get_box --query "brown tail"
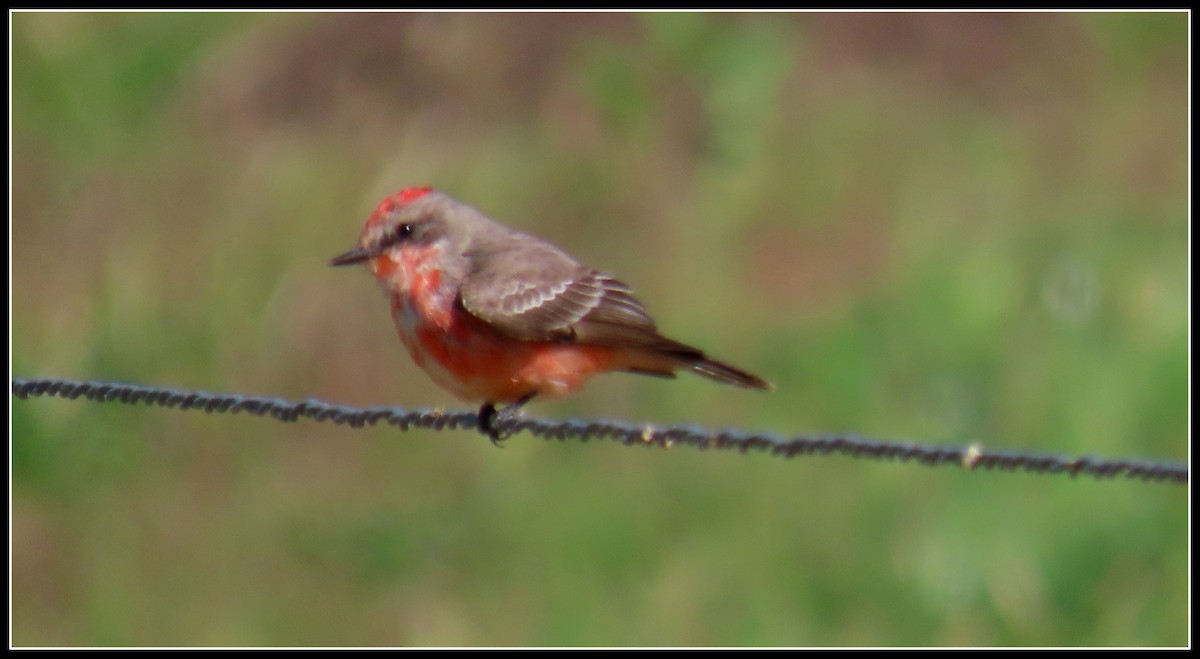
[643,340,772,388]
[613,334,772,391]
[682,354,773,390]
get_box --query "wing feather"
[459,236,672,349]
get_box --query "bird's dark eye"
[386,223,414,246]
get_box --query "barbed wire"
[11,377,1188,485]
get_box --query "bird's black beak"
[329,246,373,267]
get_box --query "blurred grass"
[10,11,1187,647]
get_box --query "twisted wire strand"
[11,377,1188,485]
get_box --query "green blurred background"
[10,11,1188,647]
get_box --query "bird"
[330,187,770,443]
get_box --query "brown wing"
[459,232,771,390]
[458,235,688,352]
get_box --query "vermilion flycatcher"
[331,187,771,443]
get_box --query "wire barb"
[11,377,1187,485]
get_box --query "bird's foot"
[477,403,504,446]
[477,394,535,447]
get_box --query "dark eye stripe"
[378,223,413,250]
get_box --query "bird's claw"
[478,403,520,447]
[478,395,535,447]
[478,403,504,446]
